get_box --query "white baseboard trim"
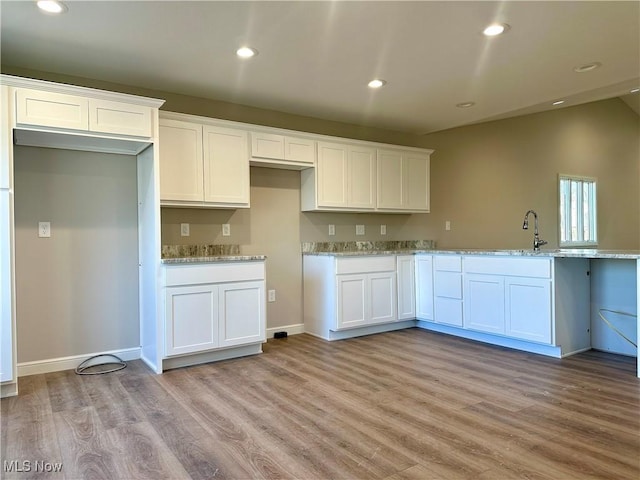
[266,323,305,338]
[17,347,141,377]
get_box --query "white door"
[464,274,505,334]
[165,285,218,356]
[348,145,376,209]
[415,255,434,321]
[336,274,367,329]
[203,126,250,206]
[405,153,430,211]
[317,142,348,207]
[1,85,10,189]
[505,277,552,344]
[369,272,397,324]
[219,281,265,347]
[89,99,152,137]
[284,136,315,165]
[16,88,88,131]
[377,149,403,209]
[397,256,416,320]
[0,190,14,383]
[159,119,204,202]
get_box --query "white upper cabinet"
[203,126,250,206]
[1,85,11,189]
[302,141,375,211]
[158,113,250,208]
[250,131,315,169]
[158,119,204,202]
[377,148,430,212]
[15,88,153,138]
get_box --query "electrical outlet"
[222,223,231,236]
[356,224,365,236]
[380,224,387,235]
[180,223,190,236]
[38,221,51,238]
[328,224,335,236]
[445,221,451,231]
[268,289,276,302]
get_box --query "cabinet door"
[377,150,404,209]
[464,274,505,334]
[165,285,218,356]
[89,99,152,137]
[415,255,434,321]
[0,191,14,382]
[369,272,397,324]
[397,256,416,320]
[317,142,348,207]
[203,126,250,206]
[434,297,463,327]
[251,132,284,160]
[336,274,367,329]
[1,85,11,189]
[219,281,265,347]
[159,119,204,202]
[16,88,88,131]
[505,277,552,344]
[284,136,315,164]
[405,153,430,211]
[348,145,376,209]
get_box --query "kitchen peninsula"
[303,242,640,376]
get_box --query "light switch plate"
[328,224,335,236]
[222,223,231,236]
[445,221,451,231]
[356,224,365,236]
[380,224,387,235]
[38,222,51,238]
[268,290,276,302]
[180,223,190,236]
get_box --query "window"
[559,175,597,247]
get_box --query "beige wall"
[424,98,640,250]
[14,147,140,363]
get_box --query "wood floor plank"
[2,330,638,479]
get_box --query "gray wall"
[14,146,139,363]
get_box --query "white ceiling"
[1,1,639,135]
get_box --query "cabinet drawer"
[164,262,265,286]
[434,255,462,272]
[16,88,89,131]
[463,256,551,278]
[336,255,396,274]
[434,271,462,299]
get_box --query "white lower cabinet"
[505,277,551,343]
[397,255,416,320]
[336,271,396,329]
[464,274,505,335]
[163,262,266,363]
[414,255,433,321]
[433,255,463,327]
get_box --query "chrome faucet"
[522,210,548,251]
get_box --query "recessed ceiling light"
[483,23,510,36]
[573,62,602,73]
[456,101,476,108]
[236,47,258,58]
[37,0,67,14]
[552,100,565,106]
[368,79,387,89]
[630,88,640,94]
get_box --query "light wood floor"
[2,328,639,479]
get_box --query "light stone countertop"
[161,255,266,264]
[161,244,266,264]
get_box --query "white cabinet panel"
[0,191,14,383]
[415,255,434,321]
[89,99,152,137]
[165,285,218,356]
[219,281,265,347]
[405,152,430,211]
[505,277,552,343]
[159,119,204,202]
[370,272,397,324]
[203,125,250,206]
[251,132,315,167]
[336,255,395,275]
[397,255,416,320]
[435,297,463,327]
[16,88,88,131]
[348,145,376,209]
[337,274,367,329]
[377,150,404,209]
[464,274,505,335]
[251,132,285,159]
[284,136,315,164]
[1,85,11,189]
[377,149,430,212]
[316,142,348,207]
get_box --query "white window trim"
[558,174,598,248]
